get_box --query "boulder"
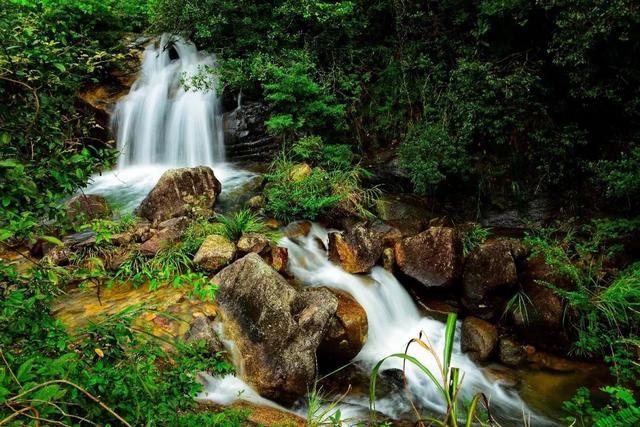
[462,239,522,318]
[374,195,430,235]
[237,233,269,254]
[137,166,221,223]
[510,256,574,352]
[185,316,225,356]
[328,221,401,274]
[65,194,111,223]
[498,337,526,367]
[318,289,368,366]
[394,227,462,288]
[193,235,237,272]
[246,195,265,210]
[214,254,338,403]
[284,221,312,239]
[139,216,189,256]
[461,317,498,362]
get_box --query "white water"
[84,35,254,212]
[202,224,555,425]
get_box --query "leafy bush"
[398,122,471,194]
[461,225,491,257]
[564,386,640,427]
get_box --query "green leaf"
[40,235,64,246]
[53,63,66,72]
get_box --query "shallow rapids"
[201,224,556,426]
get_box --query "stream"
[79,35,606,426]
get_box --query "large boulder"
[328,221,401,274]
[318,289,368,366]
[511,256,574,352]
[461,317,498,362]
[138,166,221,223]
[214,254,338,403]
[394,227,462,288]
[462,239,524,318]
[193,235,237,272]
[65,194,111,223]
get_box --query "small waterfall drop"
[201,224,555,426]
[85,35,255,212]
[114,34,224,168]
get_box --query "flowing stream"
[201,224,556,426]
[84,34,562,425]
[84,35,255,212]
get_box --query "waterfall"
[201,224,555,426]
[114,34,224,168]
[84,35,255,213]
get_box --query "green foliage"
[563,386,640,427]
[0,0,148,235]
[211,209,279,243]
[264,154,378,222]
[0,261,241,426]
[596,146,640,200]
[461,225,491,257]
[370,313,492,426]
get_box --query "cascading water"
[84,35,254,212]
[114,34,224,168]
[201,224,556,426]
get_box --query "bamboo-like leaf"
[443,313,457,378]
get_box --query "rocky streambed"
[7,164,611,425]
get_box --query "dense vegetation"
[1,0,640,426]
[153,0,639,211]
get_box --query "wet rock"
[139,216,189,256]
[482,197,553,230]
[193,235,237,272]
[214,253,338,403]
[216,175,264,214]
[268,246,288,273]
[461,317,498,362]
[318,289,368,366]
[110,231,133,246]
[133,220,152,242]
[382,247,395,271]
[462,239,521,318]
[138,166,221,223]
[498,337,526,367]
[237,233,269,254]
[284,221,312,239]
[65,194,111,223]
[394,227,462,288]
[223,102,277,162]
[185,316,224,355]
[246,195,265,210]
[328,221,401,274]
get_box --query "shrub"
[211,209,280,243]
[398,122,472,194]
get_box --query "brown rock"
[498,337,526,367]
[139,217,189,256]
[284,221,312,239]
[193,235,236,272]
[395,227,462,288]
[65,194,111,223]
[138,166,221,223]
[461,317,498,362]
[462,239,520,318]
[328,221,401,274]
[268,246,288,273]
[318,289,368,366]
[214,254,338,403]
[185,316,224,356]
[237,233,269,254]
